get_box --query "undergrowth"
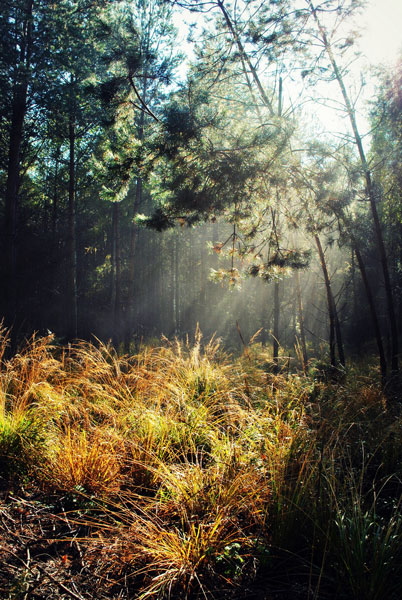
[0,327,401,599]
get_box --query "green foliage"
[215,542,245,580]
[142,206,176,231]
[331,501,402,600]
[249,249,312,281]
[0,411,44,477]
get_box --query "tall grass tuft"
[331,496,401,600]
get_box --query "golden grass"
[0,327,400,599]
[46,425,122,494]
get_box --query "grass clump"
[0,409,44,477]
[47,425,122,495]
[331,497,402,600]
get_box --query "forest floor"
[0,482,303,600]
[0,331,401,599]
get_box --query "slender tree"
[295,270,308,372]
[304,0,398,373]
[3,0,33,326]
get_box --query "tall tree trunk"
[124,96,146,352]
[124,176,142,351]
[4,0,33,326]
[52,146,60,241]
[351,250,357,322]
[171,233,180,336]
[314,234,337,367]
[308,0,398,373]
[333,292,345,367]
[260,290,268,346]
[273,280,280,372]
[337,197,388,383]
[272,85,283,373]
[352,241,387,384]
[199,228,207,329]
[174,232,180,335]
[291,282,297,348]
[295,270,308,372]
[67,103,78,340]
[112,202,121,348]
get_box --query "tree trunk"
[314,235,337,367]
[352,241,387,384]
[52,146,60,241]
[335,207,388,382]
[333,292,345,367]
[67,103,78,340]
[124,176,142,351]
[273,280,280,372]
[174,232,180,335]
[124,93,146,352]
[4,0,33,326]
[171,233,180,336]
[112,202,121,348]
[295,270,308,372]
[199,228,207,329]
[308,0,398,373]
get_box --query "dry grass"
[0,328,400,599]
[46,425,122,495]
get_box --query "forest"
[0,0,401,598]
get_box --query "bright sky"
[172,0,402,137]
[173,0,402,76]
[293,0,402,138]
[359,0,402,66]
[317,0,402,137]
